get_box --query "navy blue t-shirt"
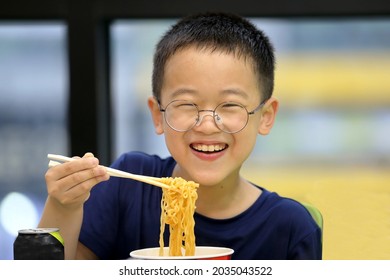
[79,151,322,259]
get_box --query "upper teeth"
[193,144,225,152]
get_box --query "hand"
[44,152,110,209]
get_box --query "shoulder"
[262,190,322,258]
[259,189,302,210]
[260,189,318,229]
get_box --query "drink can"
[13,228,64,260]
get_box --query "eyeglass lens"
[163,100,249,133]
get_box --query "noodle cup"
[130,246,234,260]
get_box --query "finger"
[84,192,91,202]
[49,172,109,205]
[56,165,108,191]
[55,185,91,206]
[83,152,95,158]
[46,156,99,181]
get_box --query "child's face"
[149,47,278,186]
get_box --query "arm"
[38,153,109,259]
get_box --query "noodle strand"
[159,177,199,256]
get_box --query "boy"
[39,12,322,259]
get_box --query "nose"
[195,110,214,127]
[195,110,223,132]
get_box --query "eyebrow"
[169,88,198,99]
[167,87,250,101]
[220,88,250,99]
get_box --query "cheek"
[235,124,260,151]
[163,130,186,155]
[247,118,262,137]
[239,131,258,148]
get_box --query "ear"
[258,97,279,135]
[147,96,164,135]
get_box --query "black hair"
[152,12,275,102]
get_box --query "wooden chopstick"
[47,154,171,190]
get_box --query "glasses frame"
[158,99,267,134]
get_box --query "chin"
[189,173,226,187]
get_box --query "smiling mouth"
[190,144,227,153]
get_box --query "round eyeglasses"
[158,100,265,134]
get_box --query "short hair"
[152,12,275,102]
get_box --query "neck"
[195,176,261,219]
[172,164,262,219]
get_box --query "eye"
[171,101,197,111]
[222,102,241,107]
[219,102,244,111]
[177,103,195,108]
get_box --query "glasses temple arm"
[248,99,268,115]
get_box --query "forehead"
[161,47,261,100]
[167,45,256,70]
